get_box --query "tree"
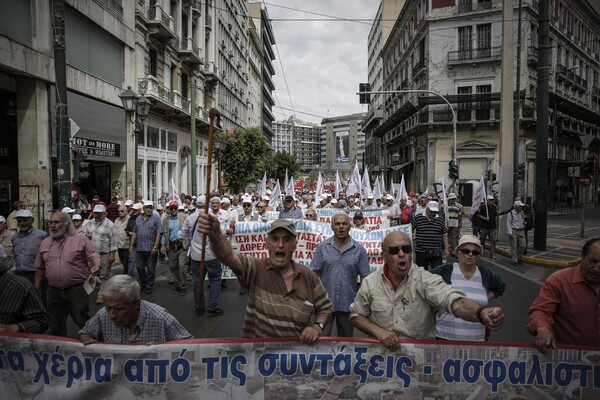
[266,151,299,185]
[217,128,271,193]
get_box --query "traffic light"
[583,154,596,175]
[359,82,371,104]
[448,160,459,180]
[485,169,492,181]
[517,163,525,180]
[73,152,90,183]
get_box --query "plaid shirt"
[82,217,118,254]
[134,213,163,251]
[79,300,192,343]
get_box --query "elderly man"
[35,212,100,337]
[161,200,189,295]
[130,201,163,294]
[83,204,118,304]
[240,196,259,221]
[12,209,48,295]
[385,195,402,227]
[310,213,370,337]
[196,215,332,343]
[527,237,600,353]
[7,200,26,232]
[362,195,377,210]
[477,195,499,259]
[0,215,13,269]
[0,247,49,333]
[113,204,131,274]
[178,199,227,316]
[79,275,191,344]
[350,231,504,350]
[507,200,527,265]
[410,201,449,270]
[279,195,303,219]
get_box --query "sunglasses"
[243,204,252,207]
[459,248,481,256]
[385,244,412,255]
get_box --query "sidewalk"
[461,207,600,269]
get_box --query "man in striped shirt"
[196,215,332,343]
[410,201,449,270]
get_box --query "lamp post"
[213,136,226,194]
[119,86,151,201]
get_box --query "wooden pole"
[197,108,221,312]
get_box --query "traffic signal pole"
[357,89,457,190]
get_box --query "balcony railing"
[457,2,472,14]
[147,5,175,38]
[448,46,501,63]
[413,58,427,77]
[179,38,203,64]
[477,1,493,11]
[139,76,207,122]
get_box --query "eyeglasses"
[257,206,265,209]
[384,244,412,255]
[243,204,252,207]
[459,248,481,256]
[118,210,126,213]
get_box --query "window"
[476,85,492,120]
[181,72,188,98]
[477,24,491,58]
[161,130,167,150]
[147,126,160,149]
[147,161,157,201]
[168,132,177,152]
[458,86,472,121]
[150,49,158,77]
[458,26,473,60]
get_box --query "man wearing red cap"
[161,201,189,295]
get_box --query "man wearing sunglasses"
[240,197,259,221]
[279,195,303,219]
[350,231,504,350]
[411,201,449,270]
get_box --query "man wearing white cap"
[82,204,118,303]
[410,201,449,270]
[12,209,48,288]
[362,195,377,210]
[130,200,164,294]
[507,200,527,265]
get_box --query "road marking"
[195,315,222,338]
[486,259,546,286]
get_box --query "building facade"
[0,0,275,225]
[272,116,322,174]
[366,0,600,206]
[321,113,366,176]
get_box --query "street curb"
[493,246,580,268]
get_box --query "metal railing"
[448,46,501,62]
[147,5,174,32]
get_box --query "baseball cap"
[143,200,154,207]
[220,197,231,204]
[0,216,6,223]
[268,219,296,236]
[16,210,33,218]
[167,200,179,208]
[385,194,394,200]
[367,194,374,199]
[262,195,270,201]
[124,199,134,206]
[448,193,457,199]
[93,204,106,213]
[61,207,75,213]
[242,196,252,204]
[284,195,296,202]
[487,195,495,200]
[458,234,483,250]
[354,211,364,219]
[156,204,164,211]
[196,195,206,206]
[330,198,337,204]
[426,201,440,212]
[514,200,525,207]
[132,203,143,210]
[72,214,83,221]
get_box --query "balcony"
[457,2,472,14]
[204,61,219,82]
[147,5,175,41]
[527,45,538,66]
[556,64,588,92]
[477,0,492,11]
[205,14,212,34]
[448,46,501,67]
[412,58,427,79]
[139,76,207,123]
[592,86,600,100]
[178,38,203,66]
[191,0,201,17]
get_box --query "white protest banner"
[1,334,598,399]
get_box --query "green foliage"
[266,151,299,184]
[217,128,271,193]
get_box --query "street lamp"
[213,136,226,194]
[119,86,151,201]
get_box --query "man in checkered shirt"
[79,275,191,344]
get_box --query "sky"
[264,1,381,124]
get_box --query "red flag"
[408,187,415,198]
[294,179,304,190]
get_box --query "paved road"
[64,208,600,345]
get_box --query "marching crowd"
[0,188,598,355]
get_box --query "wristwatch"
[314,322,325,330]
